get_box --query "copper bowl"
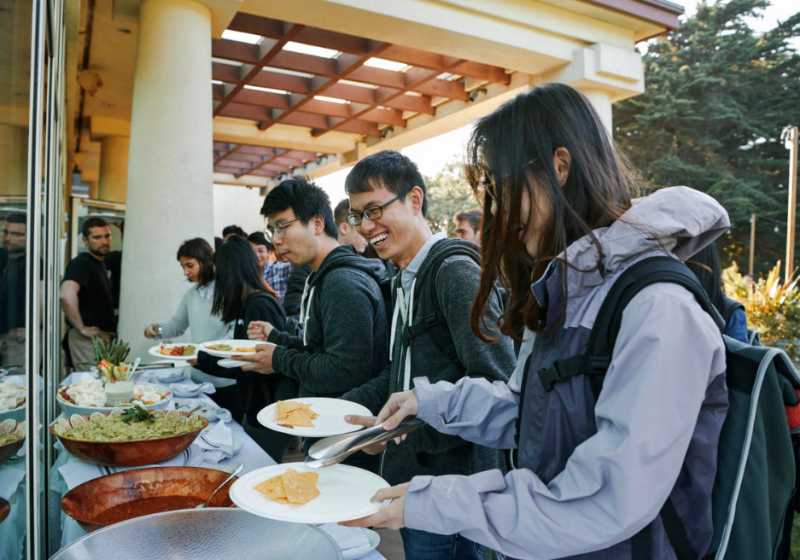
[0,497,9,525]
[51,411,208,467]
[61,466,238,533]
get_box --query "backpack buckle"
[590,355,610,375]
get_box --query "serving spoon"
[196,463,243,508]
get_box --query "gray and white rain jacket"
[404,186,730,560]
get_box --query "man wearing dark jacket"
[341,151,515,560]
[235,177,390,470]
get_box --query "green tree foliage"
[424,163,482,236]
[614,0,800,276]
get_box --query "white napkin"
[186,421,235,466]
[58,448,192,490]
[170,381,216,397]
[0,466,25,500]
[320,524,372,557]
[142,367,188,384]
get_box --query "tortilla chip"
[286,408,315,427]
[276,401,317,427]
[254,469,320,505]
[282,468,320,505]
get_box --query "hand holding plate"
[340,483,408,530]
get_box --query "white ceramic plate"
[56,382,173,416]
[229,462,389,524]
[148,343,199,361]
[257,397,371,437]
[200,339,264,358]
[341,529,380,560]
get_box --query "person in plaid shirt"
[262,242,292,300]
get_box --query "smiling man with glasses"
[339,150,515,560]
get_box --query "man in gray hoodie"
[235,177,389,471]
[342,151,515,560]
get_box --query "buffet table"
[45,368,386,560]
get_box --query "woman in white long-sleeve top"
[344,83,729,560]
[144,238,239,418]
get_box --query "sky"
[316,0,799,207]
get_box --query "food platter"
[57,378,172,416]
[0,379,26,423]
[61,466,237,532]
[148,343,199,361]
[51,409,207,467]
[200,339,263,358]
[229,462,389,524]
[0,419,25,467]
[257,398,371,437]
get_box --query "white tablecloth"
[49,388,385,560]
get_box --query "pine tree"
[614,0,800,276]
[424,163,481,236]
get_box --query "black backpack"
[395,239,487,371]
[536,256,800,560]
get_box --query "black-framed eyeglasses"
[346,191,410,226]
[264,218,300,241]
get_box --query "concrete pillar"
[98,136,130,203]
[579,88,613,133]
[0,124,28,196]
[118,0,215,360]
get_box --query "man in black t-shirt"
[60,217,116,367]
[0,213,31,367]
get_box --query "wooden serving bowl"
[51,411,208,467]
[0,497,9,525]
[61,466,238,533]
[0,438,24,468]
[0,419,25,467]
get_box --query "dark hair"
[467,84,634,340]
[82,217,110,238]
[686,243,726,317]
[222,225,247,239]
[261,176,338,239]
[333,199,350,226]
[455,209,482,232]
[344,150,428,217]
[212,236,278,323]
[214,236,223,250]
[247,231,269,247]
[4,213,26,225]
[176,238,215,286]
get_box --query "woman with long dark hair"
[345,84,729,560]
[144,238,239,412]
[687,243,748,343]
[195,235,297,461]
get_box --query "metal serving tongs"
[305,418,425,468]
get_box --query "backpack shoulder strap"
[720,297,745,328]
[400,239,481,366]
[538,256,724,397]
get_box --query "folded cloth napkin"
[170,381,216,397]
[141,367,188,384]
[320,524,372,557]
[58,448,192,490]
[185,421,235,467]
[0,465,25,500]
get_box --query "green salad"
[62,407,203,442]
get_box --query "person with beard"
[0,213,39,367]
[60,217,116,366]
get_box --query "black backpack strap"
[720,297,744,328]
[538,256,723,560]
[400,239,481,368]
